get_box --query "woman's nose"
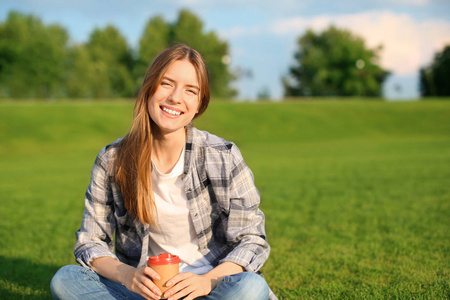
[168,88,182,103]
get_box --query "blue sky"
[1,0,449,100]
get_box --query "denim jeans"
[51,265,269,300]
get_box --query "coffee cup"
[147,253,181,294]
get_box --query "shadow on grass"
[0,255,61,299]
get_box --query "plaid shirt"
[74,125,273,290]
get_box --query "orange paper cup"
[147,253,181,294]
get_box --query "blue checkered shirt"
[74,125,274,297]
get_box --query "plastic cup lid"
[147,253,181,265]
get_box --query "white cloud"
[271,10,450,75]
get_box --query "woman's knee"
[50,265,86,299]
[223,272,270,300]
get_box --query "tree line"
[283,26,450,98]
[0,10,235,99]
[1,10,448,100]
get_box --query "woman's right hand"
[91,257,162,299]
[122,265,162,300]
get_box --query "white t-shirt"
[149,147,213,275]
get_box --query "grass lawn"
[0,99,449,299]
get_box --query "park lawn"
[0,99,449,299]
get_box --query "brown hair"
[114,44,210,226]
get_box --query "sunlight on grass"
[1,100,449,299]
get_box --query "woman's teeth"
[162,107,181,116]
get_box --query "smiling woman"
[50,44,277,300]
[148,60,202,137]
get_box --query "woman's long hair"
[114,44,210,226]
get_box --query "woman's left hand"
[162,272,218,300]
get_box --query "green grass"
[1,99,449,299]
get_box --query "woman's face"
[148,59,201,136]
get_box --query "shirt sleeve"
[219,145,270,273]
[73,148,119,269]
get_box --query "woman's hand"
[122,265,163,300]
[162,261,244,300]
[91,257,164,300]
[162,272,218,300]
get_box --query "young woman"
[51,44,276,300]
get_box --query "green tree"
[136,9,236,98]
[135,16,170,85]
[0,9,236,99]
[284,25,389,98]
[172,9,236,98]
[0,11,69,98]
[65,44,99,98]
[172,9,205,49]
[85,25,135,98]
[257,86,271,101]
[420,45,450,97]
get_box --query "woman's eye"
[187,89,198,95]
[161,81,171,86]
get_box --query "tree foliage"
[0,10,235,99]
[135,16,170,84]
[86,26,135,97]
[65,25,135,98]
[0,11,69,98]
[137,9,236,98]
[420,45,450,97]
[284,25,390,98]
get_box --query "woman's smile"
[160,105,183,117]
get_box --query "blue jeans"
[51,265,269,300]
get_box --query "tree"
[172,9,205,50]
[420,45,450,97]
[136,9,236,98]
[257,86,271,101]
[65,44,100,98]
[0,11,69,98]
[284,25,389,98]
[1,9,236,99]
[135,16,171,85]
[85,25,135,98]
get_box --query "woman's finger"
[164,273,213,300]
[127,266,162,300]
[164,273,192,296]
[166,271,191,287]
[166,284,193,300]
[144,266,162,281]
[139,273,162,298]
[183,290,202,300]
[164,275,198,299]
[135,280,161,300]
